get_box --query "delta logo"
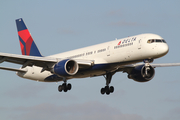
[118,41,121,45]
[117,37,136,45]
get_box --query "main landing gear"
[57,73,115,95]
[58,78,72,92]
[58,83,72,92]
[101,72,115,95]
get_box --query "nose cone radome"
[158,43,169,56]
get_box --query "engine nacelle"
[52,59,79,77]
[128,65,155,82]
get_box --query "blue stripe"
[90,64,110,70]
[29,41,42,57]
[44,75,63,82]
[16,18,27,31]
[19,36,27,55]
[44,63,117,82]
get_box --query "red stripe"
[18,29,33,55]
[19,41,25,55]
[25,36,33,55]
[18,29,31,42]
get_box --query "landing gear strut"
[101,72,114,95]
[58,78,72,92]
[143,59,154,77]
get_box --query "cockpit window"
[147,40,151,43]
[147,39,166,43]
[162,40,166,43]
[156,40,162,42]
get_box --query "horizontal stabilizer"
[0,52,57,68]
[0,66,27,72]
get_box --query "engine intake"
[52,59,79,77]
[128,65,155,82]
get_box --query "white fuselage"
[17,33,169,82]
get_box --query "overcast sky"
[0,0,180,120]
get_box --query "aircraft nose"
[158,43,169,56]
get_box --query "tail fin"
[16,18,42,57]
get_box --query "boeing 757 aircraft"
[0,18,179,95]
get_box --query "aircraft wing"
[119,63,180,68]
[151,63,180,67]
[0,52,94,71]
[115,62,180,74]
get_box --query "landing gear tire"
[67,83,72,90]
[100,86,114,95]
[101,88,105,95]
[109,86,114,93]
[58,83,72,92]
[106,90,110,95]
[64,87,67,92]
[105,86,110,95]
[58,85,63,92]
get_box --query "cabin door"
[138,39,141,49]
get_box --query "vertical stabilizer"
[16,18,42,57]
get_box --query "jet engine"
[52,59,79,77]
[128,65,155,82]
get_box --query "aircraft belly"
[74,62,124,78]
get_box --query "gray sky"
[0,0,180,120]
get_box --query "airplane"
[0,18,180,95]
